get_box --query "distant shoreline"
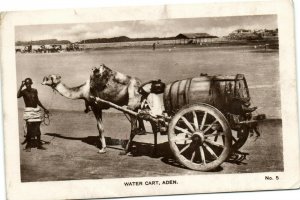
[16,39,279,52]
[83,44,278,52]
[15,44,279,55]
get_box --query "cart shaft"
[91,96,138,116]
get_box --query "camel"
[42,64,148,154]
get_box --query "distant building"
[226,28,278,40]
[257,29,278,37]
[233,29,252,34]
[174,33,218,45]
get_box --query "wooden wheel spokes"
[174,126,192,136]
[203,119,218,134]
[203,143,218,159]
[177,140,222,165]
[205,139,224,148]
[180,111,209,132]
[191,151,196,162]
[179,143,191,154]
[168,104,232,171]
[200,111,207,130]
[178,111,221,136]
[180,116,195,132]
[199,146,206,165]
[192,111,199,131]
[170,137,192,143]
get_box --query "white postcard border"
[1,0,299,200]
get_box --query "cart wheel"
[168,103,232,171]
[231,126,249,150]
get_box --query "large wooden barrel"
[163,74,248,114]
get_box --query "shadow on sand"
[45,132,248,171]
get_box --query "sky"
[15,15,277,42]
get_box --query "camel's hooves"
[126,152,133,156]
[98,149,106,154]
[119,151,132,156]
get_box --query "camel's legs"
[92,108,106,154]
[97,119,106,154]
[84,100,91,113]
[123,79,141,154]
[123,116,138,155]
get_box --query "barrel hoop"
[183,79,188,104]
[185,78,192,104]
[176,80,183,110]
[168,80,177,112]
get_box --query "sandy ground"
[19,110,283,182]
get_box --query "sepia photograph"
[1,1,299,199]
[15,15,282,182]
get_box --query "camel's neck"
[54,80,90,100]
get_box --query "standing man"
[152,42,156,51]
[17,78,49,152]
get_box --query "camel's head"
[42,75,61,88]
[90,64,112,89]
[90,64,107,78]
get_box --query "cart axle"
[191,132,205,145]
